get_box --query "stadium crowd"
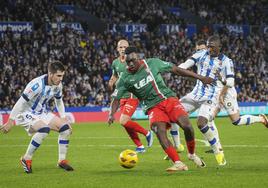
[0,0,267,110]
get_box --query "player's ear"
[48,71,53,77]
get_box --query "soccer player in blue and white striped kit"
[168,37,268,164]
[208,42,268,144]
[0,61,73,173]
[169,36,226,166]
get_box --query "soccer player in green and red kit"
[108,40,153,153]
[108,46,214,172]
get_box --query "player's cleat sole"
[58,160,74,171]
[135,147,146,153]
[163,144,184,160]
[188,154,206,168]
[146,130,154,147]
[166,161,188,172]
[260,114,268,128]
[20,157,32,174]
[215,152,227,166]
[205,149,214,154]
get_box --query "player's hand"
[200,76,214,85]
[219,94,225,106]
[63,116,72,124]
[215,71,226,85]
[108,115,115,126]
[0,119,15,134]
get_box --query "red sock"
[124,121,148,136]
[186,139,195,154]
[164,146,180,162]
[124,127,143,147]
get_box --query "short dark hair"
[196,39,206,46]
[207,35,221,45]
[48,60,66,74]
[125,46,137,55]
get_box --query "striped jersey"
[217,53,237,95]
[111,58,136,99]
[21,74,63,114]
[112,58,176,113]
[190,49,224,101]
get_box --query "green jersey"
[112,58,176,113]
[111,58,135,99]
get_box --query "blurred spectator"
[0,0,267,110]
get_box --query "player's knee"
[232,118,241,126]
[197,116,208,129]
[177,115,190,128]
[38,127,50,134]
[59,124,71,135]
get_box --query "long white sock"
[170,123,181,148]
[233,115,262,126]
[200,125,221,153]
[24,127,50,160]
[58,124,71,161]
[208,120,222,149]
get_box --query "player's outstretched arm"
[108,75,118,92]
[55,98,66,118]
[0,119,15,134]
[108,98,120,125]
[0,96,27,133]
[171,65,214,84]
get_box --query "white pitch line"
[195,138,210,146]
[2,137,266,148]
[0,137,210,147]
[0,144,268,148]
[0,136,131,140]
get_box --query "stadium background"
[0,0,267,122]
[1,1,268,188]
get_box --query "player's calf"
[58,124,71,161]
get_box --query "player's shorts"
[120,98,139,117]
[15,111,56,135]
[220,89,239,115]
[180,93,218,121]
[147,97,188,127]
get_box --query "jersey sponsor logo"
[134,75,153,89]
[31,83,39,91]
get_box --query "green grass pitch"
[1,117,268,188]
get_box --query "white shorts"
[180,93,218,121]
[15,111,56,135]
[220,89,239,115]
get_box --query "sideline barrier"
[0,102,267,124]
[132,102,268,119]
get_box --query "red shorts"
[120,98,139,117]
[147,97,188,127]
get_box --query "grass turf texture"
[1,117,268,188]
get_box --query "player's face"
[117,40,129,58]
[126,52,140,73]
[207,41,220,57]
[49,71,65,85]
[196,44,207,51]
